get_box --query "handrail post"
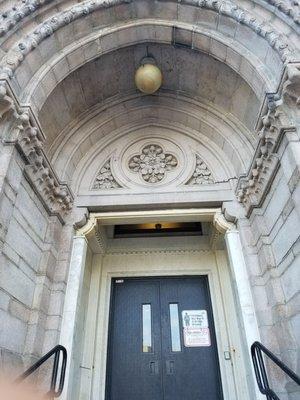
[50,350,60,397]
[251,341,300,400]
[16,345,67,399]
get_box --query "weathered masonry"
[0,1,299,399]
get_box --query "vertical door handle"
[149,361,158,375]
[166,360,175,375]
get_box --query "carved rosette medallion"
[128,144,178,183]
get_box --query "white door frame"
[59,207,262,400]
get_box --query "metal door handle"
[166,360,175,375]
[149,361,158,375]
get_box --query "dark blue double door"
[106,276,223,400]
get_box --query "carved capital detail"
[236,99,296,217]
[213,211,236,235]
[0,83,74,222]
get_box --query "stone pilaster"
[213,211,264,400]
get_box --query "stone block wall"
[239,130,300,400]
[0,148,64,373]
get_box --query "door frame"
[60,208,261,400]
[105,275,224,400]
[92,260,241,400]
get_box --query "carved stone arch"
[0,0,298,44]
[12,20,286,108]
[47,90,258,183]
[0,0,297,122]
[0,0,295,82]
[61,116,243,192]
[72,122,241,211]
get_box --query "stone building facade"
[0,1,299,399]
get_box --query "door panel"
[160,277,223,400]
[106,277,223,400]
[107,279,163,400]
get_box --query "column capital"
[75,212,107,254]
[213,211,236,235]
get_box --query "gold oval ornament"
[135,63,163,94]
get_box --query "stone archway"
[0,1,299,399]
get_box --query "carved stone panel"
[82,127,226,193]
[92,159,121,190]
[186,155,214,185]
[128,144,178,184]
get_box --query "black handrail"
[16,345,67,399]
[251,341,300,400]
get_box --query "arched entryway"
[0,1,299,399]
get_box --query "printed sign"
[182,310,208,328]
[182,310,211,347]
[183,327,211,347]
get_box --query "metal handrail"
[251,341,300,400]
[16,345,67,399]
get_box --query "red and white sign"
[183,327,211,347]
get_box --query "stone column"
[60,235,88,400]
[214,212,264,400]
[225,229,260,352]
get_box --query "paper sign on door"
[182,310,211,347]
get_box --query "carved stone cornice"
[0,82,74,223]
[236,97,296,217]
[19,126,74,220]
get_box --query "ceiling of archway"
[39,42,260,148]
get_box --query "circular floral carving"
[128,144,178,183]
